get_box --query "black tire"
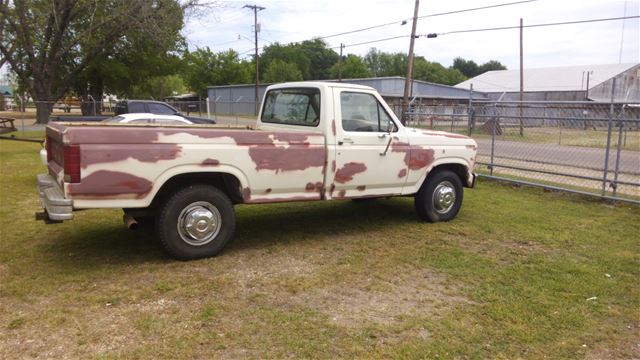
[157,185,236,260]
[414,170,463,222]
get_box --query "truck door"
[330,89,409,198]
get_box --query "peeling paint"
[201,158,220,166]
[334,162,367,184]
[81,145,182,168]
[68,170,152,198]
[305,181,323,193]
[242,187,251,202]
[391,142,435,170]
[356,185,366,191]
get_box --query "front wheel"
[414,170,463,222]
[157,185,236,260]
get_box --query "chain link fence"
[406,99,640,204]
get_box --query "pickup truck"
[52,100,215,124]
[36,82,477,260]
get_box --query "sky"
[183,0,640,70]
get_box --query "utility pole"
[244,4,266,115]
[519,17,524,137]
[338,43,344,82]
[402,0,419,126]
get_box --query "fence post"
[611,104,625,199]
[467,84,474,136]
[601,78,616,196]
[489,104,497,176]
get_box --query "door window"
[340,92,394,132]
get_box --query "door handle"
[338,138,354,145]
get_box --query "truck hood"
[405,127,477,148]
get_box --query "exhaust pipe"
[123,213,138,230]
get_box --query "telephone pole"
[401,0,419,125]
[244,4,266,115]
[338,43,344,82]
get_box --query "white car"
[101,113,196,125]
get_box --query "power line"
[311,0,537,41]
[425,15,640,36]
[329,14,640,51]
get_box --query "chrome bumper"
[36,173,73,221]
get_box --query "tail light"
[63,145,81,183]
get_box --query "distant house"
[0,84,14,110]
[455,63,640,102]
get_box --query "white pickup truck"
[36,82,477,260]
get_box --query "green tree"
[0,0,213,123]
[129,74,187,100]
[260,42,311,81]
[452,57,480,78]
[328,54,371,79]
[182,48,252,96]
[413,57,466,86]
[479,60,507,74]
[298,39,339,80]
[453,57,507,78]
[262,59,303,83]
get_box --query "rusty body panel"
[39,81,477,215]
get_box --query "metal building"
[206,76,488,116]
[455,63,640,102]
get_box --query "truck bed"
[45,122,327,208]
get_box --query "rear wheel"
[414,170,463,222]
[157,185,236,260]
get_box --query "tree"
[0,0,214,123]
[262,59,303,83]
[479,60,507,74]
[453,57,507,78]
[413,57,466,86]
[129,74,187,100]
[260,42,311,81]
[328,54,371,79]
[298,39,339,80]
[73,0,186,114]
[182,48,252,97]
[452,57,480,78]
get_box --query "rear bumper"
[36,173,73,222]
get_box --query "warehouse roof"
[455,63,639,92]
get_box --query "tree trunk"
[89,76,104,115]
[35,100,53,124]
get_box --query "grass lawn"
[1,133,639,359]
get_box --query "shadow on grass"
[40,198,419,268]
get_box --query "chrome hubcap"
[177,201,221,246]
[433,181,456,214]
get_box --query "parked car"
[51,100,215,124]
[101,113,197,125]
[113,100,214,124]
[36,82,477,260]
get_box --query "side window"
[128,102,145,113]
[261,88,320,127]
[128,119,151,124]
[341,92,394,132]
[148,103,176,115]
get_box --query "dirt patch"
[287,267,467,328]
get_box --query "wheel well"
[426,163,468,187]
[151,172,244,210]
